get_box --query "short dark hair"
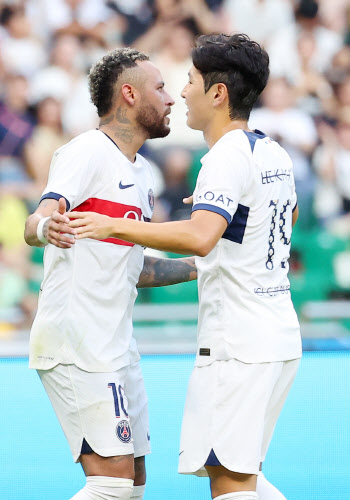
[296,0,318,20]
[88,48,149,117]
[191,33,270,120]
[0,4,22,26]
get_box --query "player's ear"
[212,83,228,108]
[121,83,137,106]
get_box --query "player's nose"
[165,91,175,106]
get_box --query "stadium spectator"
[29,33,98,135]
[250,77,317,228]
[0,194,36,332]
[333,73,350,122]
[157,148,193,221]
[150,23,206,151]
[0,74,34,160]
[0,74,36,202]
[0,3,46,79]
[221,0,294,45]
[27,0,114,46]
[24,97,71,193]
[267,0,343,83]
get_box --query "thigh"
[205,465,257,499]
[80,451,134,479]
[38,364,134,463]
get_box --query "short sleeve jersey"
[29,130,155,372]
[192,129,301,366]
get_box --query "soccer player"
[24,48,198,500]
[68,34,301,500]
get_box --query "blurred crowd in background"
[1,0,350,337]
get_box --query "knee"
[73,476,134,499]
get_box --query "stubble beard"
[136,103,170,139]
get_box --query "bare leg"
[205,465,257,499]
[80,451,135,479]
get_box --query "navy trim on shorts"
[205,449,222,466]
[81,438,94,455]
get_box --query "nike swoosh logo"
[179,451,184,456]
[119,181,135,189]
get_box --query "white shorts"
[178,358,300,476]
[38,361,150,462]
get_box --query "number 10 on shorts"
[108,382,128,418]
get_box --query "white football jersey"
[29,130,155,372]
[192,129,301,365]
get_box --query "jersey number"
[266,199,291,270]
[108,382,128,418]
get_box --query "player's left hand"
[183,194,193,205]
[68,212,114,240]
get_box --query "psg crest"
[116,420,131,443]
[148,189,154,211]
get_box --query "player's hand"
[68,212,114,240]
[183,195,193,205]
[45,198,76,248]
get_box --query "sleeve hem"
[192,203,231,224]
[40,192,71,211]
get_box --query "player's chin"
[150,125,171,139]
[186,116,202,131]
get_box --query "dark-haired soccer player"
[24,48,198,500]
[69,34,301,500]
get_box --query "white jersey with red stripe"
[29,129,155,372]
[192,129,301,366]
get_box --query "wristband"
[37,216,50,244]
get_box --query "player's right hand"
[45,198,76,248]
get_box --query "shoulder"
[203,131,257,171]
[54,130,104,159]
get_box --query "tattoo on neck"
[112,127,135,145]
[100,114,114,126]
[116,107,130,124]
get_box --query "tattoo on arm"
[137,256,197,288]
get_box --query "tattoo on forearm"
[137,256,197,288]
[116,107,130,124]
